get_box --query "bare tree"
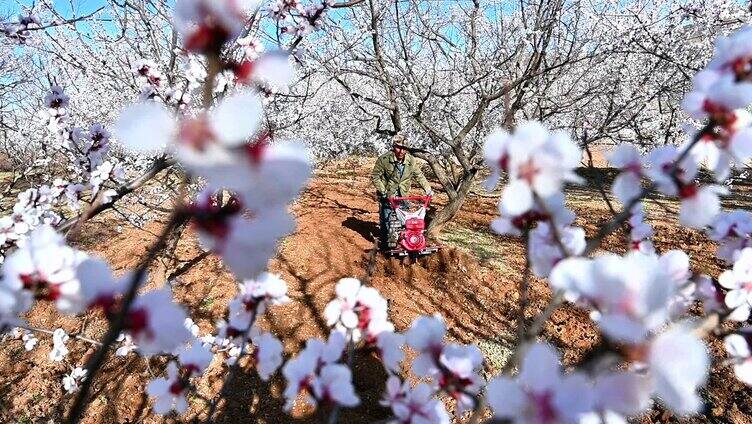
[298,0,746,235]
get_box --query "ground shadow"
[210,346,391,423]
[342,216,379,244]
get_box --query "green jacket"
[372,152,431,196]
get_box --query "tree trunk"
[426,169,477,237]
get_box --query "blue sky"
[2,0,107,18]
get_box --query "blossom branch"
[583,121,712,256]
[19,325,102,347]
[203,302,261,422]
[66,209,188,424]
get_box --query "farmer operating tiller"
[371,134,438,257]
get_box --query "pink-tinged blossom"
[376,331,405,373]
[644,145,724,228]
[381,376,409,408]
[438,344,483,415]
[124,288,193,356]
[282,345,319,410]
[709,210,752,263]
[49,328,69,362]
[220,300,259,343]
[237,272,291,314]
[678,184,726,229]
[0,216,24,246]
[62,367,87,394]
[659,250,694,318]
[380,377,450,424]
[43,85,69,110]
[237,35,265,59]
[684,111,752,182]
[0,277,32,331]
[190,194,295,280]
[405,315,446,377]
[486,342,593,423]
[282,332,346,410]
[609,144,644,204]
[177,341,213,375]
[589,371,651,420]
[323,278,392,342]
[251,331,284,381]
[148,342,210,415]
[173,0,263,53]
[235,51,296,89]
[306,331,347,365]
[311,364,360,408]
[112,101,176,153]
[147,362,189,415]
[719,247,752,321]
[529,222,585,278]
[2,225,89,315]
[482,127,513,191]
[2,13,40,43]
[724,329,752,385]
[184,318,200,338]
[648,325,709,415]
[485,121,582,216]
[681,70,752,119]
[694,275,726,314]
[267,0,297,21]
[491,193,575,237]
[75,258,126,312]
[196,139,312,211]
[627,204,654,253]
[131,59,165,87]
[114,90,263,160]
[706,26,752,101]
[644,145,697,196]
[660,250,691,287]
[64,184,84,211]
[549,252,676,343]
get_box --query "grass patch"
[477,338,514,376]
[199,297,215,312]
[438,223,504,268]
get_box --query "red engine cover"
[401,218,426,251]
[404,217,424,231]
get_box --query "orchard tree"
[297,0,748,235]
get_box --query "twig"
[58,156,175,236]
[19,325,102,347]
[515,227,532,346]
[167,251,211,281]
[25,8,106,31]
[500,227,532,375]
[524,291,565,341]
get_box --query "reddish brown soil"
[0,158,750,423]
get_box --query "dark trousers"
[378,197,406,248]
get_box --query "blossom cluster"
[269,0,334,36]
[472,23,752,423]
[0,86,126,260]
[484,124,586,276]
[1,13,40,43]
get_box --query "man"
[372,134,433,249]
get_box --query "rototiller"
[382,195,439,258]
